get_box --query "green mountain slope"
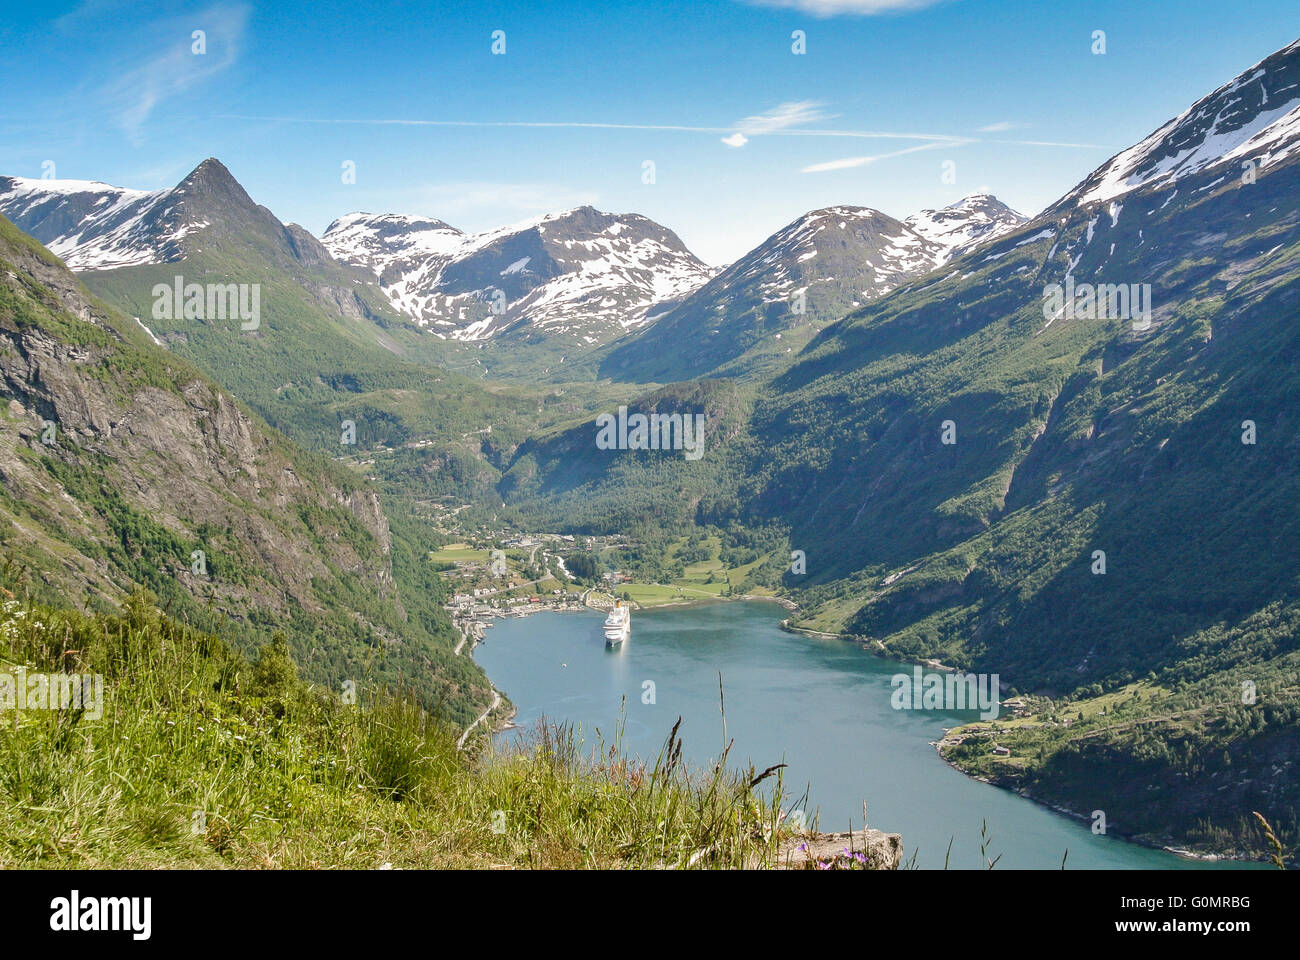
[498,42,1300,857]
[753,140,1300,681]
[740,62,1300,854]
[499,378,754,529]
[5,160,552,515]
[0,213,490,724]
[600,197,1024,385]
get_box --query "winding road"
[457,687,502,750]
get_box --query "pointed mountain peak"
[172,157,257,210]
[189,157,232,177]
[0,158,313,270]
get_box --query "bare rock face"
[0,206,495,724]
[0,320,393,607]
[774,829,904,870]
[0,213,403,643]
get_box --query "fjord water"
[474,601,1254,869]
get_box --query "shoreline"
[929,741,1264,865]
[458,595,1259,866]
[460,593,793,741]
[628,592,796,613]
[776,615,1262,866]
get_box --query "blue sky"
[1,0,1297,263]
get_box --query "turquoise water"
[473,601,1259,869]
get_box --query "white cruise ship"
[603,602,630,646]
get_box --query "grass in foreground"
[0,589,805,869]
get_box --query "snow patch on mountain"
[322,212,464,264]
[904,194,1028,263]
[0,176,175,270]
[1068,39,1300,207]
[321,206,711,344]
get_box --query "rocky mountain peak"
[321,204,711,346]
[170,157,258,213]
[1056,38,1300,210]
[904,194,1027,263]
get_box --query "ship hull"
[603,606,630,646]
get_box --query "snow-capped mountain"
[904,194,1026,263]
[0,158,426,371]
[0,159,310,272]
[0,176,180,270]
[954,36,1300,318]
[1055,38,1300,210]
[600,197,1018,382]
[705,204,943,306]
[321,213,463,289]
[322,206,711,346]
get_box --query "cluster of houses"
[445,589,588,622]
[442,559,502,585]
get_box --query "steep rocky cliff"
[0,213,488,721]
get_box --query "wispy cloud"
[54,0,134,31]
[101,3,248,141]
[743,0,954,16]
[217,111,1103,162]
[801,140,960,172]
[409,181,600,220]
[986,137,1101,148]
[800,129,1103,172]
[735,100,831,135]
[977,121,1025,133]
[222,112,959,143]
[720,100,830,148]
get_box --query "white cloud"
[802,140,961,172]
[734,100,831,136]
[218,112,1103,156]
[101,4,249,141]
[977,121,1024,133]
[718,101,828,149]
[221,112,965,145]
[745,0,953,16]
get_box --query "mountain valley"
[3,36,1300,863]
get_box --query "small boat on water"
[603,602,630,646]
